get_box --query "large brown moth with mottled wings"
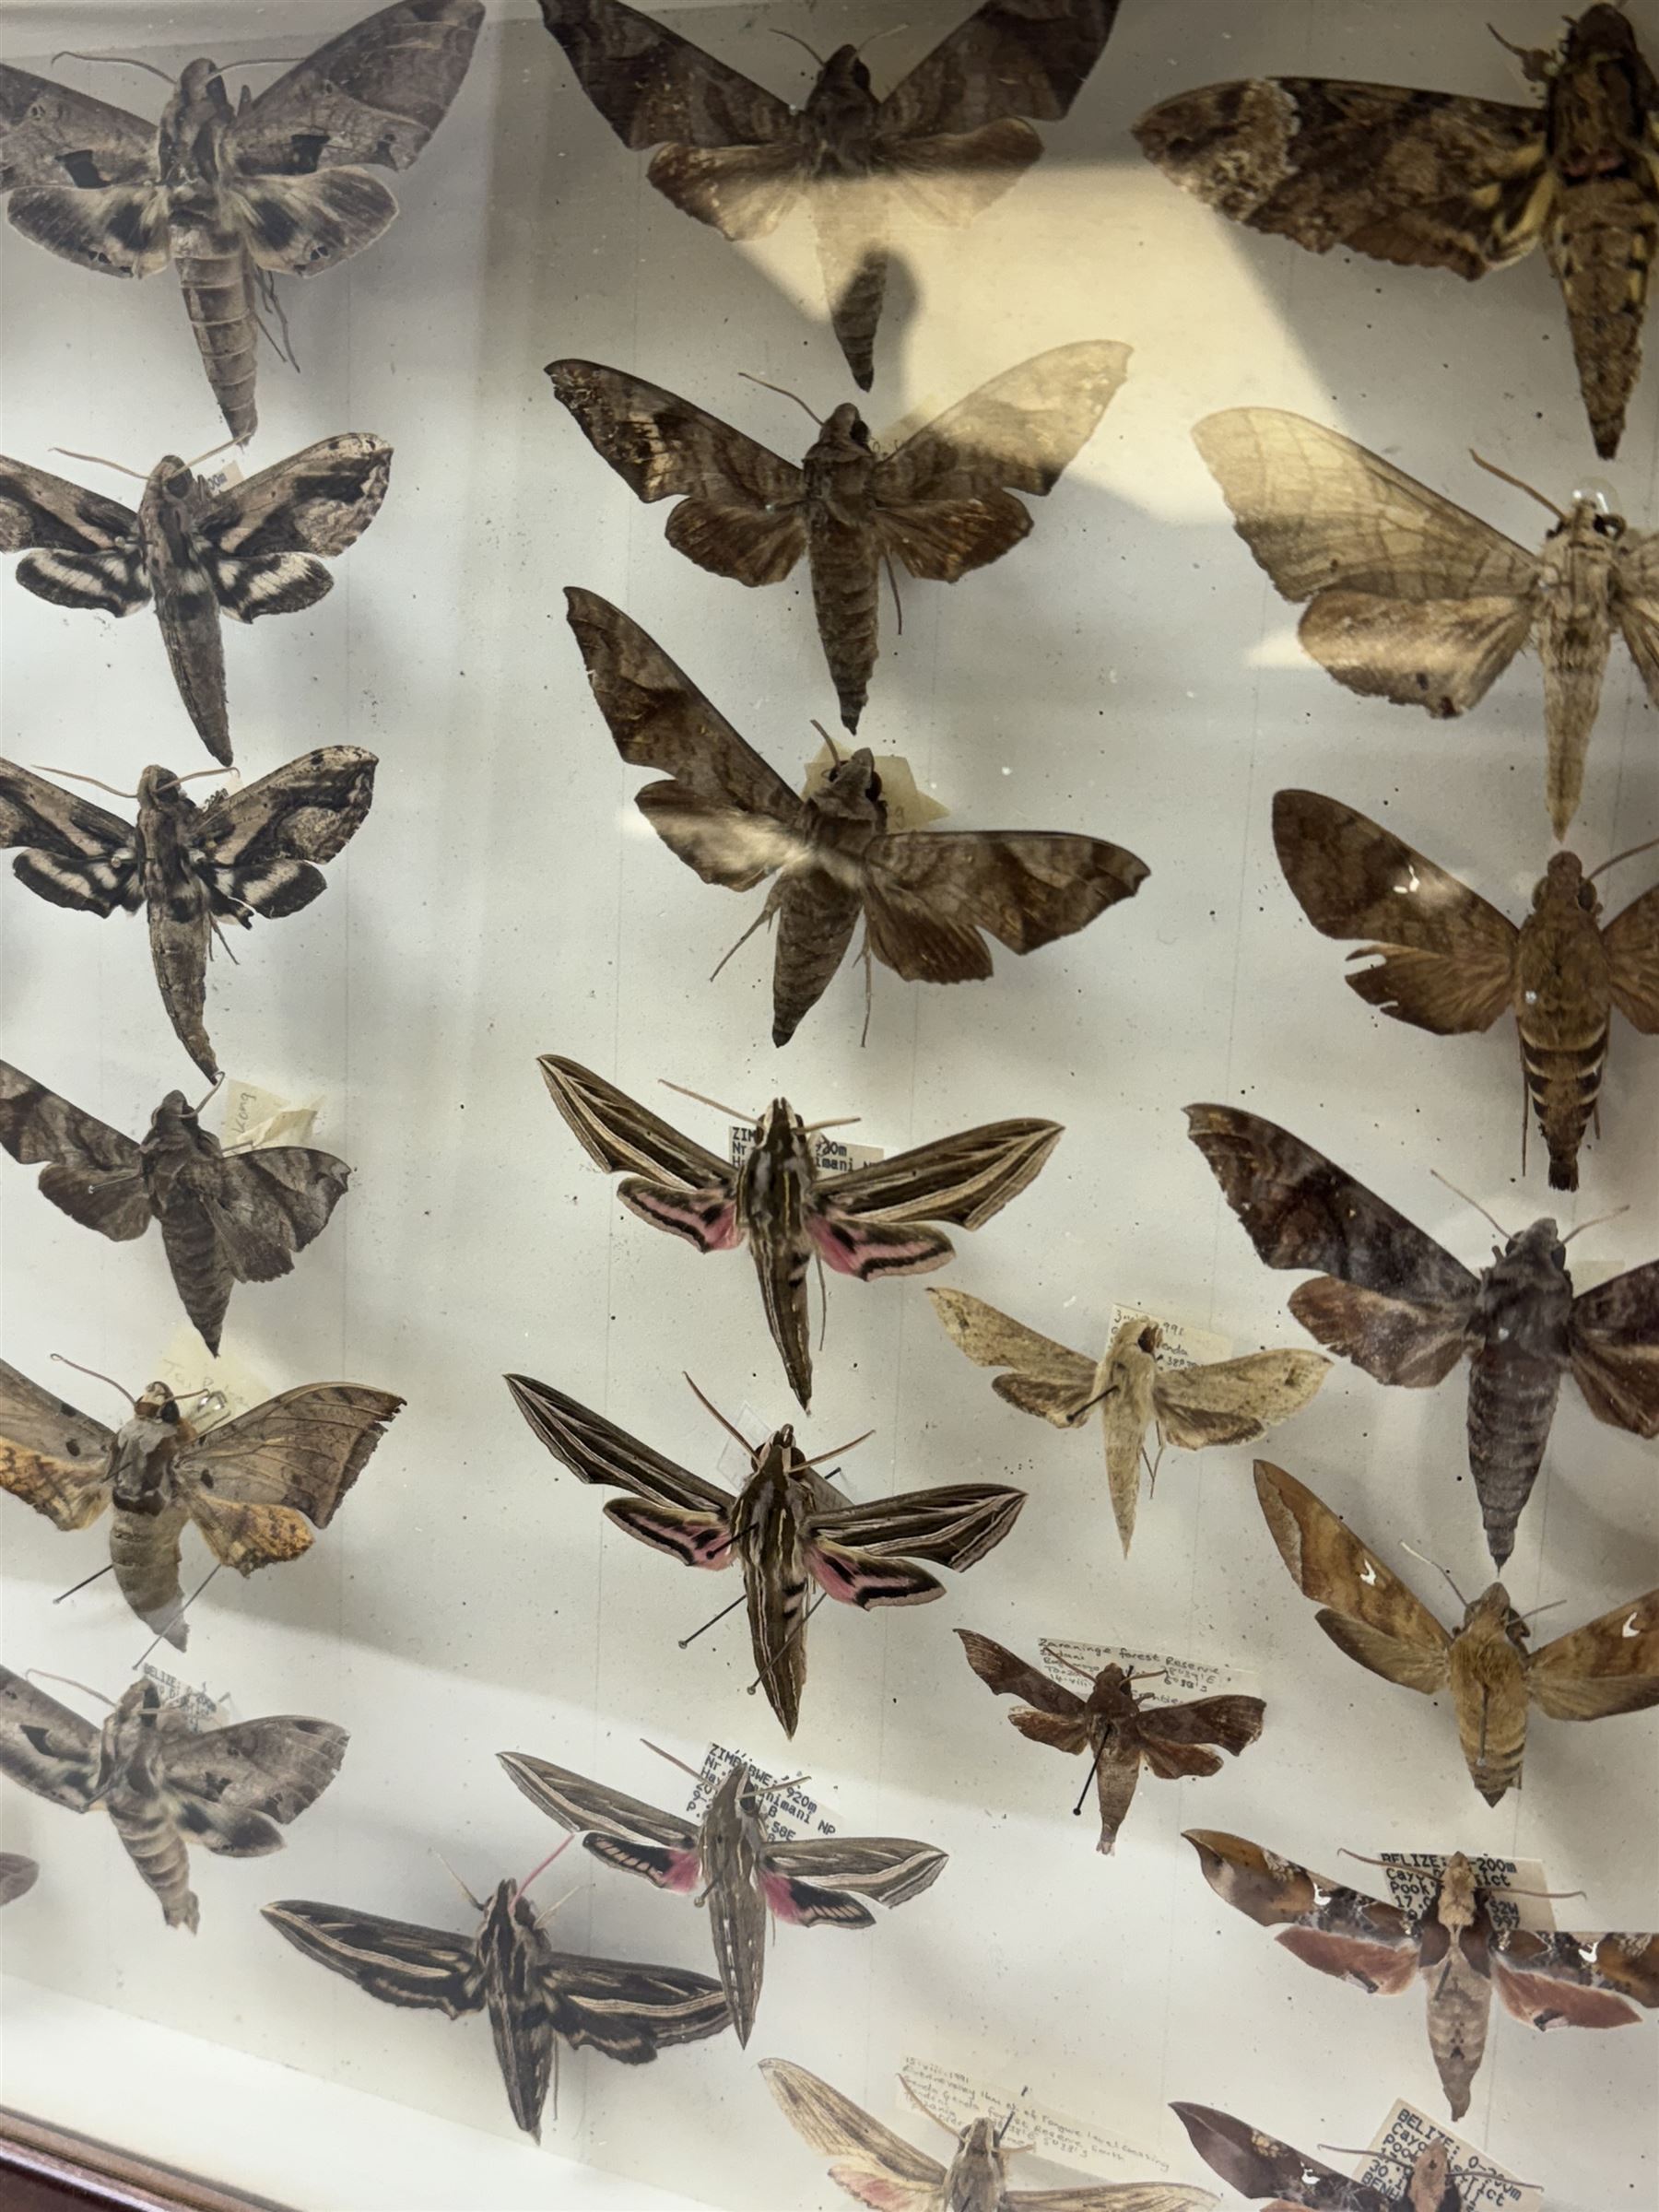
[0,1667,345,1933]
[0,438,392,766]
[929,1287,1327,1552]
[1186,1102,1659,1569]
[1254,1460,1659,1806]
[547,343,1128,732]
[1195,412,1659,837]
[1274,789,1659,1190]
[0,1,483,441]
[566,589,1148,1047]
[0,1359,401,1647]
[500,1749,946,2046]
[1136,6,1659,459]
[765,2060,1220,2212]
[539,1055,1060,1410]
[0,1060,350,1356]
[1185,1829,1659,2121]
[504,1374,1022,1736]
[1171,2100,1470,2212]
[0,748,377,1081]
[264,1864,731,2139]
[539,0,1120,389]
[957,1630,1265,1853]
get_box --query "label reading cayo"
[1378,1853,1556,1933]
[1357,2100,1540,2211]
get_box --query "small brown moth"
[1274,790,1659,1190]
[540,1055,1060,1409]
[765,2061,1218,2212]
[1171,2101,1470,2212]
[547,344,1128,731]
[1187,1102,1659,1569]
[0,1667,345,1932]
[1255,1460,1659,1805]
[1136,7,1659,458]
[0,1060,350,1355]
[929,1287,1327,1552]
[1195,413,1659,837]
[957,1630,1265,1853]
[1186,1829,1659,2120]
[539,0,1121,388]
[566,590,1147,1046]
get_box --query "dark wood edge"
[0,2109,292,2212]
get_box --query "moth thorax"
[137,763,192,812]
[1534,849,1598,914]
[1437,1854,1480,1930]
[1462,1584,1519,1640]
[812,406,875,458]
[149,1091,206,1147]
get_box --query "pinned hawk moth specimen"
[539,0,1120,389]
[547,344,1129,731]
[0,1666,344,1933]
[1195,413,1659,836]
[539,1055,1060,1410]
[1274,790,1659,1189]
[499,1750,946,2046]
[0,748,377,1081]
[1186,1830,1659,2120]
[957,1630,1264,1853]
[1254,1458,1659,1806]
[0,1,483,440]
[764,2059,1219,2212]
[264,1868,730,2138]
[0,1059,350,1356]
[929,1287,1327,1553]
[0,1854,38,1905]
[1135,6,1659,459]
[504,1374,1022,1735]
[0,437,393,765]
[0,1359,401,1647]
[1171,2101,1466,2211]
[566,589,1148,1046]
[1186,1102,1659,1568]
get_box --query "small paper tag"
[728,1124,883,1173]
[139,1664,233,1733]
[1357,2100,1540,2211]
[686,1743,840,1841]
[1039,1636,1257,1702]
[1378,1853,1556,1933]
[218,1077,319,1151]
[894,2059,1173,2184]
[1106,1306,1232,1368]
[193,455,244,499]
[709,1400,864,1499]
[801,742,949,834]
[153,1334,271,1424]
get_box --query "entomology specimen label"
[895,2057,1174,2183]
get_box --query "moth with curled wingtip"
[539,0,1121,389]
[0,747,377,1081]
[764,2060,1220,2212]
[1194,411,1659,838]
[1185,1102,1659,1569]
[0,1,483,440]
[0,1357,401,1648]
[1171,2100,1468,2211]
[263,1857,731,2139]
[566,589,1148,1046]
[956,1630,1265,1853]
[0,435,392,764]
[499,1746,946,2047]
[503,1373,1023,1736]
[547,342,1128,732]
[1184,1829,1659,2121]
[928,1286,1327,1553]
[0,1059,349,1356]
[1253,1459,1659,1806]
[0,1665,346,1933]
[1136,7,1659,460]
[1274,789,1659,1191]
[538,1055,1060,1410]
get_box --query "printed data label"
[729,1124,882,1174]
[687,1743,841,1842]
[139,1664,233,1733]
[1379,1853,1556,1933]
[1106,1305,1232,1367]
[895,2057,1172,2183]
[1040,1636,1259,1703]
[1358,2100,1541,2211]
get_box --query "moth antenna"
[767,26,827,65]
[432,1851,486,1912]
[884,552,904,635]
[532,1879,583,1929]
[50,444,148,481]
[1124,1668,1166,1687]
[215,55,305,74]
[1589,831,1659,879]
[26,1667,112,1706]
[682,1371,753,1453]
[1513,1597,1569,1625]
[897,2073,959,2137]
[52,48,177,84]
[810,718,845,766]
[795,1429,875,1468]
[1319,2143,1408,2167]
[166,765,235,788]
[1504,1882,1587,1900]
[854,23,910,61]
[183,433,241,471]
[709,904,775,982]
[658,1076,754,1122]
[1468,449,1568,523]
[194,1073,226,1114]
[1430,1168,1512,1241]
[131,1563,220,1667]
[677,1591,747,1649]
[641,1738,707,1783]
[1562,1202,1630,1242]
[53,1562,116,1606]
[1336,1848,1394,1868]
[1071,1739,1108,1818]
[514,1832,573,1900]
[1401,1540,1469,1609]
[49,1352,135,1406]
[738,369,823,426]
[32,766,138,799]
[801,1115,862,1135]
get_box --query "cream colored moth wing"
[926,1286,1096,1423]
[1152,1348,1331,1452]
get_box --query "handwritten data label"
[154,1334,272,1426]
[219,1077,320,1151]
[1040,1636,1258,1703]
[801,742,949,834]
[687,1743,841,1842]
[895,2058,1172,2183]
[1358,2100,1540,2211]
[1379,1853,1556,1933]
[1106,1305,1232,1367]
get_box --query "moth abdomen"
[1548,183,1658,458]
[771,877,862,1045]
[1521,1022,1608,1191]
[806,515,880,733]
[1465,1347,1564,1570]
[171,220,259,441]
[108,1799,198,1931]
